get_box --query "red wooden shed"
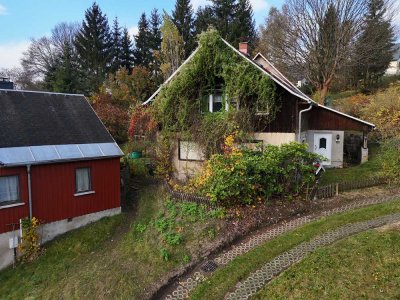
[0,89,123,270]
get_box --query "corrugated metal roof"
[0,143,123,167]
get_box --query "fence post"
[336,183,339,196]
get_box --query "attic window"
[201,91,236,113]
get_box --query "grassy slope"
[255,228,400,299]
[0,185,222,299]
[320,143,382,185]
[189,199,400,300]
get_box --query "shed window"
[179,141,205,161]
[75,168,92,193]
[0,175,20,204]
[319,138,327,149]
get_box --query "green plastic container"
[129,151,142,159]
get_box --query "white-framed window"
[75,167,92,193]
[0,175,20,205]
[201,91,236,113]
[178,141,205,161]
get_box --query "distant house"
[0,89,123,270]
[386,43,400,76]
[144,38,375,180]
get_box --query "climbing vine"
[151,30,282,176]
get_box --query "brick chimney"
[239,42,249,55]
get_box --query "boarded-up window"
[179,141,205,161]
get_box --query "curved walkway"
[227,212,400,299]
[165,195,400,300]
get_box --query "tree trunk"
[318,80,331,104]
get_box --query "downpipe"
[298,104,313,142]
[27,165,32,219]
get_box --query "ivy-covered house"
[144,31,375,180]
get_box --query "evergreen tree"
[194,6,214,36]
[232,0,257,46]
[211,0,236,42]
[172,0,195,57]
[53,42,83,93]
[149,9,162,51]
[121,27,134,72]
[149,9,163,85]
[133,12,152,67]
[353,0,395,87]
[75,2,113,93]
[111,17,123,73]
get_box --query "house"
[385,43,400,76]
[0,89,123,270]
[144,36,375,180]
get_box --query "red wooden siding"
[31,158,120,224]
[0,158,120,234]
[0,167,29,234]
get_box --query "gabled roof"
[0,90,123,166]
[144,37,375,128]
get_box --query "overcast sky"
[0,0,398,70]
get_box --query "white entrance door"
[314,133,332,165]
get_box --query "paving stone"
[163,195,399,300]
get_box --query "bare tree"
[21,22,80,79]
[259,0,399,102]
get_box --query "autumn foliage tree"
[91,67,155,143]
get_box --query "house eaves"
[143,37,375,128]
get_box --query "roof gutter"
[298,104,313,142]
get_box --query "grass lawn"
[320,143,382,185]
[189,198,400,300]
[255,227,400,299]
[0,184,224,299]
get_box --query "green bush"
[380,138,400,183]
[194,142,321,205]
[129,158,148,177]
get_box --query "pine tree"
[353,0,395,87]
[232,0,256,46]
[111,17,123,73]
[172,0,195,57]
[75,2,113,92]
[121,27,134,72]
[194,6,214,36]
[133,12,152,67]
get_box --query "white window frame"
[0,175,20,205]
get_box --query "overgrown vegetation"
[153,29,281,176]
[183,135,321,205]
[18,217,41,262]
